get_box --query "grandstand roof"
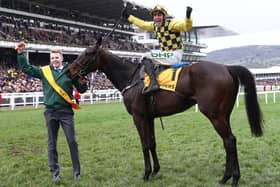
[29,0,151,21]
[195,25,238,38]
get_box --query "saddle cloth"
[144,67,183,92]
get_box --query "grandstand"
[250,66,280,91]
[250,66,280,80]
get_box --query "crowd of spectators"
[1,0,135,32]
[89,72,115,90]
[0,67,117,93]
[256,79,280,88]
[0,15,147,52]
[0,66,117,93]
[0,67,42,93]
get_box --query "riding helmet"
[150,5,168,16]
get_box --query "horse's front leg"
[148,120,160,176]
[141,143,152,181]
[133,115,152,181]
[133,115,160,181]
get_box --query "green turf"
[0,97,279,187]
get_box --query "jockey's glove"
[186,6,192,19]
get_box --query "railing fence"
[0,89,122,110]
[0,89,279,110]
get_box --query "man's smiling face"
[50,52,63,69]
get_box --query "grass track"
[0,96,280,187]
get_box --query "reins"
[72,5,128,80]
[102,5,127,45]
[121,63,142,94]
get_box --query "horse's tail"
[227,65,263,137]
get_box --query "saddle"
[140,62,192,92]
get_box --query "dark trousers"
[44,108,80,176]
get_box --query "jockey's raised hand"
[122,6,130,19]
[15,41,26,53]
[186,6,192,19]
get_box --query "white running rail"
[0,90,279,110]
[0,89,122,110]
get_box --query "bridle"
[72,46,101,80]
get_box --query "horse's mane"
[98,49,141,91]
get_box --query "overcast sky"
[127,0,280,52]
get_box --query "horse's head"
[68,37,102,80]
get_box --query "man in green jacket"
[16,41,88,182]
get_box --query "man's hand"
[15,41,26,53]
[186,6,192,19]
[122,6,130,19]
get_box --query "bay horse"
[67,39,263,187]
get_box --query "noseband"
[72,47,101,80]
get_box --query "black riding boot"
[142,58,160,94]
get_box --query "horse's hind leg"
[210,116,240,187]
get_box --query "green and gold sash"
[41,65,80,109]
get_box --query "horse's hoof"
[143,175,149,181]
[151,166,160,177]
[219,175,231,185]
[151,171,157,177]
[231,178,239,187]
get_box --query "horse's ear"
[96,36,102,47]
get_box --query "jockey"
[122,5,193,94]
